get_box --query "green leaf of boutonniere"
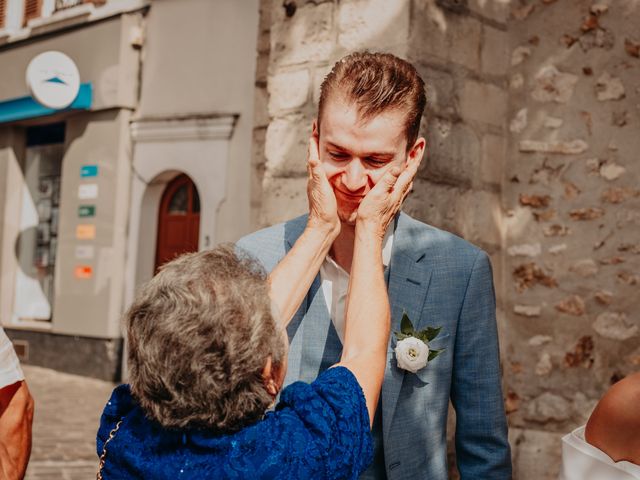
[400,311,414,335]
[423,326,442,342]
[428,349,443,362]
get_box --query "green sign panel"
[78,205,96,218]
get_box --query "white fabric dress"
[560,426,640,480]
[0,327,24,389]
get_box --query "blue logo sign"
[80,165,98,178]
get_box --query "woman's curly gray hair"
[125,245,284,433]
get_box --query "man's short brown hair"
[318,51,427,149]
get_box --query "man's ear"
[407,137,426,168]
[312,119,319,139]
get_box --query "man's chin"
[338,209,358,226]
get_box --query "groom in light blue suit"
[238,52,511,479]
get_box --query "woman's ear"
[262,356,279,397]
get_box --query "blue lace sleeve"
[277,366,373,480]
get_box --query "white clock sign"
[26,51,81,110]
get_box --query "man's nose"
[341,159,368,192]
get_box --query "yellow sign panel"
[74,265,93,279]
[76,224,96,240]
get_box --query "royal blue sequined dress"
[97,366,373,479]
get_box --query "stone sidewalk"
[22,365,116,480]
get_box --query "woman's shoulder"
[274,366,373,478]
[278,366,366,429]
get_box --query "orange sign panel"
[76,224,96,240]
[74,265,93,279]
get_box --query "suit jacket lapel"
[382,212,434,445]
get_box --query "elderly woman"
[96,139,418,479]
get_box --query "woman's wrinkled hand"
[356,159,418,239]
[306,135,340,236]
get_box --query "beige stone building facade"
[0,0,259,380]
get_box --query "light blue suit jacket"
[237,213,511,479]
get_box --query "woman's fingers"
[306,136,339,231]
[307,136,322,175]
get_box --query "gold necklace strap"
[96,419,123,480]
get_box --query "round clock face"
[26,51,81,110]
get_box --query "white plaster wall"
[136,0,260,244]
[0,132,25,330]
[125,116,235,307]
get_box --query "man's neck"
[330,222,356,273]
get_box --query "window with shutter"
[24,0,42,25]
[55,0,106,12]
[0,0,6,29]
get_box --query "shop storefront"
[0,8,143,380]
[0,0,259,381]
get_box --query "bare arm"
[0,381,34,480]
[268,136,340,328]
[336,159,420,425]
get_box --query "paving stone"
[22,366,116,480]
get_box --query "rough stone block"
[481,25,509,75]
[253,86,270,129]
[510,108,528,133]
[338,0,410,53]
[312,63,333,107]
[510,73,524,90]
[252,127,267,168]
[535,352,553,376]
[271,2,335,67]
[403,180,461,234]
[416,66,456,119]
[259,176,308,227]
[519,139,588,155]
[469,0,510,23]
[599,162,626,180]
[255,53,269,85]
[593,312,639,341]
[480,133,506,185]
[449,15,483,70]
[422,119,480,187]
[596,71,626,101]
[410,6,482,71]
[531,65,578,104]
[514,304,542,317]
[456,190,503,249]
[264,114,312,177]
[569,259,598,278]
[460,80,508,126]
[507,243,541,257]
[554,295,586,316]
[268,68,311,114]
[509,428,564,480]
[511,45,532,66]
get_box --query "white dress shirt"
[320,227,394,343]
[559,426,640,480]
[0,327,24,389]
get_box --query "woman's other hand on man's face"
[355,159,419,239]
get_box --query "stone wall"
[251,0,639,478]
[503,1,640,478]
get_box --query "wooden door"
[155,174,201,271]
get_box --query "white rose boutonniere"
[394,311,444,374]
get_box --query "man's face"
[315,95,423,225]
